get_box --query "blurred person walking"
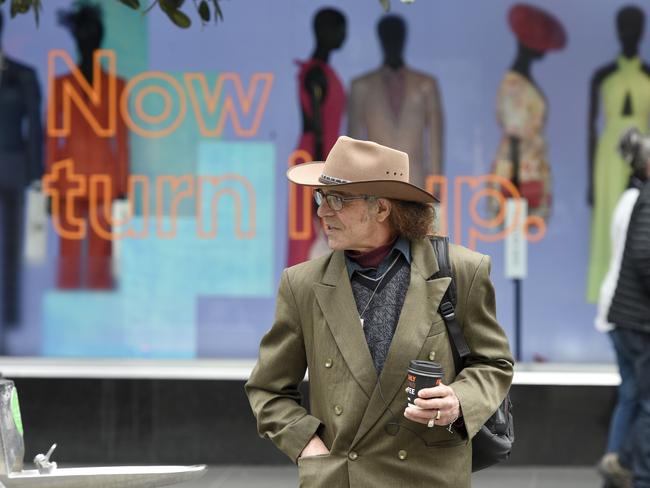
[596,128,649,488]
[607,130,650,488]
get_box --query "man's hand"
[299,435,330,459]
[403,383,461,426]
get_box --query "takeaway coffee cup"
[406,360,444,408]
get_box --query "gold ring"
[427,418,435,428]
[435,409,441,421]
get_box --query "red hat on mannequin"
[509,3,567,52]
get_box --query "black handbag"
[430,236,515,472]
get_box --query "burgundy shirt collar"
[345,237,399,270]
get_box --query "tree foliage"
[0,0,409,28]
[0,0,223,28]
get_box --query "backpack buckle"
[440,301,455,320]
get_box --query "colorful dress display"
[287,58,345,267]
[491,71,551,220]
[46,69,129,289]
[587,56,650,302]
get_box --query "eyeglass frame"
[313,189,375,212]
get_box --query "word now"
[47,50,273,139]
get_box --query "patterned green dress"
[587,57,650,302]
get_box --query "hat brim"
[287,161,439,204]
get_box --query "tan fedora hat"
[287,136,437,203]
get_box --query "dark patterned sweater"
[350,257,410,374]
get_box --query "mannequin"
[490,4,566,222]
[586,5,650,302]
[300,8,346,162]
[287,8,346,266]
[47,4,129,289]
[348,15,443,187]
[0,10,43,326]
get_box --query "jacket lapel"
[313,251,378,399]
[352,238,452,446]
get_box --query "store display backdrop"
[1,0,649,360]
[41,141,275,357]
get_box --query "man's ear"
[375,198,392,223]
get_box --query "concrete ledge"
[0,358,620,385]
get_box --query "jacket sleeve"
[426,77,443,177]
[629,194,650,294]
[449,255,514,441]
[346,79,365,139]
[244,269,321,463]
[115,77,130,197]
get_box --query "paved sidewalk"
[180,465,602,487]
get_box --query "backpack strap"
[429,236,471,371]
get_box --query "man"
[245,136,513,487]
[608,141,650,488]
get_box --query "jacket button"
[428,351,436,361]
[325,359,333,368]
[398,449,408,460]
[334,405,343,415]
[348,451,358,461]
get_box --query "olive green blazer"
[245,238,514,488]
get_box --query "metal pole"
[514,278,522,361]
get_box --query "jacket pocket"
[298,453,338,488]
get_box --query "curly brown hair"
[386,199,435,240]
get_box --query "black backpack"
[430,236,514,472]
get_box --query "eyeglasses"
[313,189,372,212]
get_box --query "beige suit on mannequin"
[347,66,444,187]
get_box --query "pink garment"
[288,59,346,267]
[295,59,346,157]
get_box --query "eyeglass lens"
[313,190,343,211]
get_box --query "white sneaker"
[597,453,633,488]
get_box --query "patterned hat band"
[318,174,351,185]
